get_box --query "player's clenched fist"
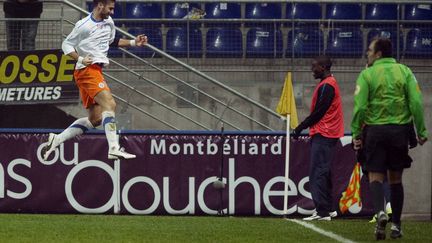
[135,34,148,47]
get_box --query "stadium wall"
[0,130,376,216]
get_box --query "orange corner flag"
[276,72,299,129]
[339,162,362,214]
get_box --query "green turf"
[316,219,432,242]
[0,214,430,242]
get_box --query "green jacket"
[351,58,428,139]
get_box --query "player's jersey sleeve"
[351,70,369,139]
[62,19,85,55]
[405,66,428,139]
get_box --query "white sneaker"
[42,133,59,160]
[303,213,331,221]
[330,211,338,218]
[108,147,136,160]
[375,210,388,240]
[309,210,337,218]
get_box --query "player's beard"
[100,9,111,19]
[101,12,110,19]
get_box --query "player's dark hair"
[93,0,115,7]
[373,38,392,58]
[314,55,332,71]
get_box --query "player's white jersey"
[62,14,116,70]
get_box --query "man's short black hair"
[314,55,332,71]
[93,0,115,7]
[373,38,392,58]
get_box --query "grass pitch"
[0,214,430,242]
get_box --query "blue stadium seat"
[286,3,321,19]
[206,28,242,57]
[246,28,282,58]
[286,29,324,57]
[245,3,281,28]
[365,4,398,20]
[326,28,363,57]
[87,1,122,19]
[165,3,201,18]
[166,27,202,57]
[367,29,403,56]
[125,3,162,18]
[326,4,362,20]
[165,3,202,27]
[245,3,281,19]
[405,28,432,58]
[205,3,241,19]
[405,4,432,21]
[124,3,162,27]
[128,28,162,57]
[204,3,241,27]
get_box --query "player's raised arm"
[112,34,148,48]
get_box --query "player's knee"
[89,116,102,127]
[106,98,116,112]
[387,171,403,184]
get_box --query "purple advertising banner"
[0,131,373,216]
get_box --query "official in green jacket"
[351,38,428,240]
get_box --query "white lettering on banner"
[0,86,62,102]
[60,143,79,165]
[163,177,195,214]
[207,141,218,155]
[65,160,117,213]
[151,139,166,154]
[150,138,282,156]
[35,140,315,215]
[7,159,32,199]
[169,143,181,155]
[263,176,297,215]
[262,176,314,215]
[0,89,6,99]
[297,177,314,215]
[37,142,78,166]
[197,141,204,155]
[197,176,228,215]
[229,158,261,215]
[63,157,311,215]
[0,159,32,199]
[122,176,161,214]
[0,165,4,197]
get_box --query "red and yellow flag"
[339,162,362,214]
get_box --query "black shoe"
[390,224,403,239]
[374,211,388,240]
[387,212,392,223]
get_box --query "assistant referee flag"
[276,72,299,129]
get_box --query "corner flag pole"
[283,113,290,216]
[276,71,297,217]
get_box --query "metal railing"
[1,0,430,130]
[63,0,285,130]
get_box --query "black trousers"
[309,134,338,216]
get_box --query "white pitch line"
[286,219,356,243]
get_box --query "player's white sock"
[102,111,119,151]
[56,117,94,144]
